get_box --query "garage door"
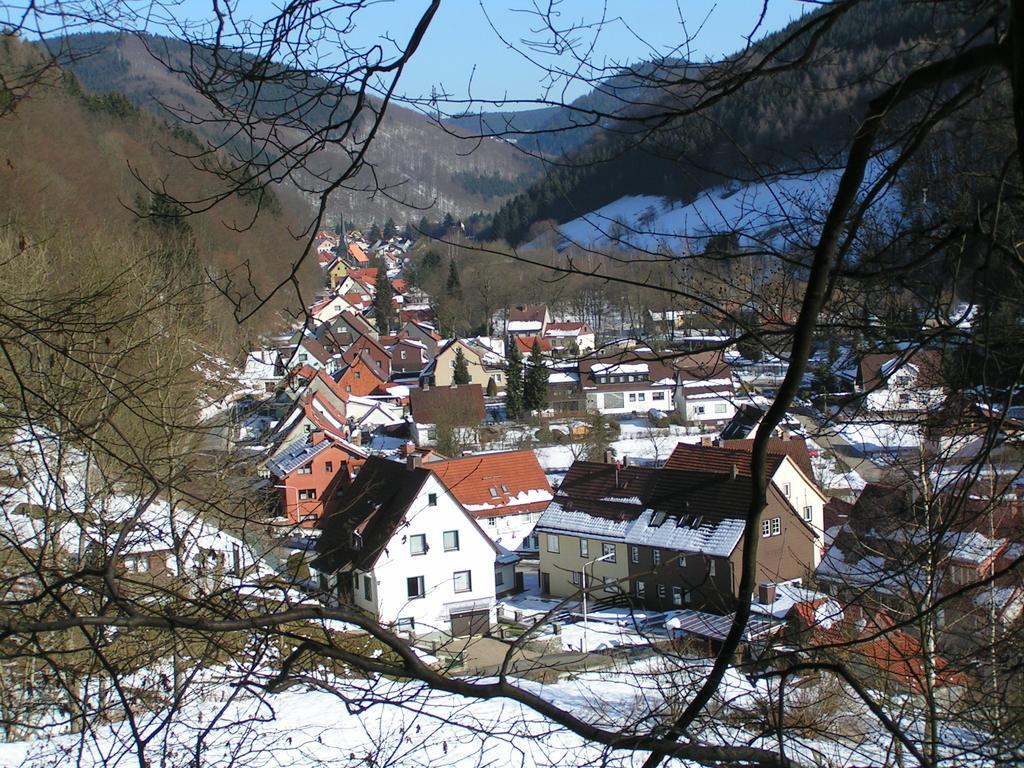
[450,610,490,637]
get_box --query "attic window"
[501,484,510,493]
[651,511,667,527]
[489,487,499,498]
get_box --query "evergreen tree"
[383,217,397,240]
[505,340,524,420]
[486,377,498,397]
[373,263,395,333]
[368,222,382,242]
[453,347,471,385]
[523,339,549,412]
[446,259,462,298]
[403,222,416,241]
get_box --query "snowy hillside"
[549,163,900,256]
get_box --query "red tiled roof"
[514,335,552,354]
[430,450,552,518]
[348,243,369,263]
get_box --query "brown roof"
[858,350,944,391]
[556,461,659,521]
[409,384,485,425]
[429,451,552,518]
[721,437,814,477]
[664,442,786,479]
[313,456,430,572]
[509,304,548,324]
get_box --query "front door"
[541,572,550,595]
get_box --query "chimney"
[700,435,712,447]
[422,381,430,391]
[400,441,415,457]
[604,450,614,465]
[407,454,423,471]
[758,582,776,605]
[730,464,738,481]
[621,455,630,467]
[310,430,326,446]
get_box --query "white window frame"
[630,545,639,564]
[407,575,425,600]
[547,534,560,554]
[771,517,781,536]
[410,534,427,556]
[579,538,589,558]
[652,549,661,566]
[602,542,616,562]
[453,570,472,593]
[443,530,460,552]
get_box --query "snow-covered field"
[828,420,920,455]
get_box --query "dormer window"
[489,487,499,498]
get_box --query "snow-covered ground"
[828,420,920,455]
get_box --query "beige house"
[421,339,502,391]
[540,532,629,598]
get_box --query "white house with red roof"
[428,450,553,553]
[544,321,595,354]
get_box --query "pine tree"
[505,340,524,420]
[523,339,549,412]
[446,259,461,298]
[486,377,498,397]
[383,217,397,240]
[373,264,394,334]
[368,222,382,242]
[453,347,471,385]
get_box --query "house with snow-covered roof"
[534,452,816,614]
[855,349,946,413]
[268,431,367,527]
[508,304,550,336]
[543,321,595,355]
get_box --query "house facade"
[312,456,500,637]
[268,431,367,527]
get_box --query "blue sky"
[13,0,810,107]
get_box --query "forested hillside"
[48,32,539,228]
[0,35,312,348]
[488,0,975,243]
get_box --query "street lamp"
[581,551,615,654]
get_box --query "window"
[453,570,472,593]
[396,617,415,632]
[570,571,581,586]
[672,586,683,606]
[489,487,499,498]
[297,464,312,475]
[488,518,496,526]
[579,538,589,558]
[363,575,372,601]
[324,461,333,473]
[495,374,502,382]
[495,570,505,587]
[630,545,639,564]
[298,489,316,500]
[635,580,646,597]
[407,576,425,599]
[708,559,716,577]
[679,555,687,568]
[501,484,510,493]
[547,534,560,553]
[629,393,637,403]
[345,385,352,393]
[410,534,427,556]
[803,505,813,521]
[443,530,460,551]
[428,493,437,506]
[694,405,705,415]
[652,549,661,566]
[400,350,407,360]
[603,576,616,593]
[602,542,616,562]
[652,391,665,401]
[762,519,772,538]
[354,371,361,379]
[714,402,727,414]
[638,392,646,402]
[771,517,781,535]
[658,584,666,598]
[782,482,791,497]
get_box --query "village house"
[508,304,551,337]
[578,351,679,415]
[428,450,553,553]
[666,440,828,565]
[333,350,390,397]
[853,349,946,413]
[408,383,486,448]
[534,453,817,614]
[420,339,496,391]
[389,336,430,376]
[268,431,367,527]
[312,455,503,637]
[340,333,392,381]
[316,311,379,350]
[674,350,737,425]
[543,321,596,355]
[271,389,350,453]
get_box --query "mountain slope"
[489,0,977,244]
[49,32,539,227]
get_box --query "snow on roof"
[535,501,633,540]
[548,372,580,385]
[592,362,649,375]
[508,320,543,332]
[267,437,334,477]
[625,508,744,558]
